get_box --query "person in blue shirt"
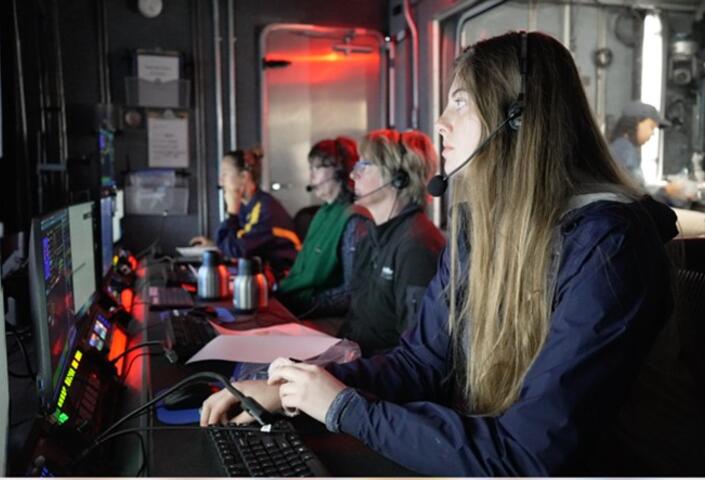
[608,100,671,186]
[190,148,300,279]
[200,32,678,475]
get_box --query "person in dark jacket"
[199,32,678,476]
[276,137,370,317]
[190,148,300,279]
[338,129,445,355]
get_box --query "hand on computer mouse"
[199,380,281,426]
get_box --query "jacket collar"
[370,203,422,246]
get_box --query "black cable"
[387,189,400,224]
[125,431,147,477]
[75,429,147,477]
[109,340,163,365]
[6,325,36,379]
[95,372,274,444]
[122,351,159,379]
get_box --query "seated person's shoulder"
[409,212,445,248]
[348,204,372,220]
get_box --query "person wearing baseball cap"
[608,100,671,186]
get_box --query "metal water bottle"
[233,258,258,314]
[197,250,229,300]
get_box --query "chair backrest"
[609,268,705,474]
[293,205,320,241]
[673,269,705,396]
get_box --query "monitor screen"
[67,202,96,315]
[99,129,115,188]
[99,196,114,277]
[113,189,124,243]
[0,253,9,475]
[29,209,79,410]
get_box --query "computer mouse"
[163,382,217,410]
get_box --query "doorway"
[260,24,387,216]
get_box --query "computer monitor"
[99,196,114,277]
[28,209,80,411]
[67,202,97,316]
[113,189,124,243]
[0,253,9,475]
[99,128,115,188]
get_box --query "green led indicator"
[57,412,69,425]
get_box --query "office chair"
[608,268,705,475]
[293,205,320,241]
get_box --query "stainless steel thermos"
[233,257,268,313]
[197,250,229,300]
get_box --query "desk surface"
[126,270,415,477]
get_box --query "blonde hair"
[448,32,639,415]
[359,129,437,206]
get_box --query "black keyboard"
[166,264,198,286]
[148,286,195,309]
[208,421,329,477]
[163,311,217,361]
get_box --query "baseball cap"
[621,101,671,127]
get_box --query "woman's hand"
[200,380,282,426]
[267,363,346,424]
[189,235,215,247]
[224,187,242,216]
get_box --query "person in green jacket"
[276,137,370,318]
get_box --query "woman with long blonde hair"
[200,32,678,475]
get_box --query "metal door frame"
[258,23,388,192]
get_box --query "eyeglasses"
[352,159,374,173]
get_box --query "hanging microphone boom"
[427,113,519,197]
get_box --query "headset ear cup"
[392,170,410,189]
[507,102,523,131]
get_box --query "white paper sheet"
[185,334,340,364]
[208,321,331,338]
[175,245,220,257]
[137,54,180,82]
[148,115,189,168]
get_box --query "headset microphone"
[305,176,337,192]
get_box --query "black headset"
[428,31,529,197]
[507,30,528,131]
[390,132,411,190]
[332,138,348,182]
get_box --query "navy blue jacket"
[215,189,299,278]
[326,196,677,476]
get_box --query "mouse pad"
[214,307,236,323]
[155,388,201,425]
